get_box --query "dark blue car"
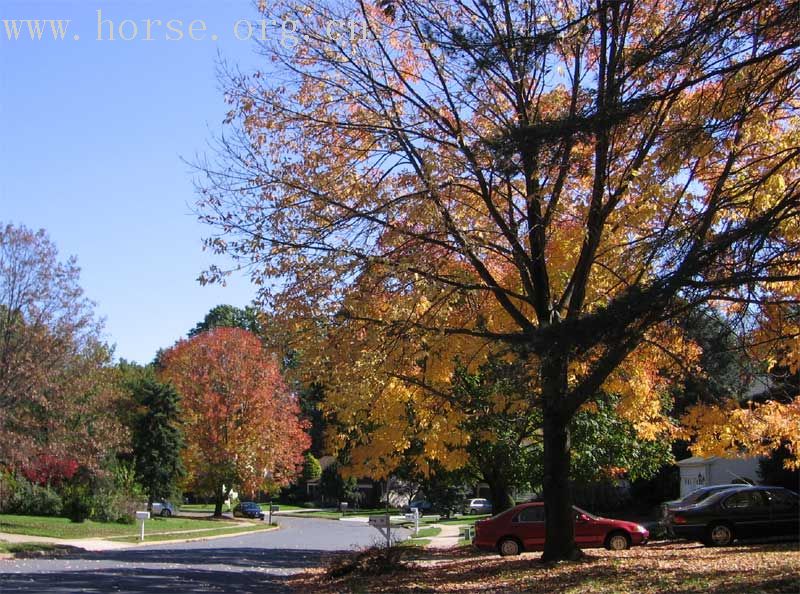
[667,486,799,546]
[233,501,265,520]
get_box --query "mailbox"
[270,505,280,512]
[135,511,150,521]
[368,515,390,528]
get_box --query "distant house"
[305,455,381,506]
[676,455,760,497]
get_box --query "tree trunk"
[487,479,514,515]
[541,354,583,562]
[213,484,225,518]
[541,409,582,561]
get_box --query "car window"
[573,506,598,520]
[683,489,709,505]
[694,489,719,504]
[683,485,731,505]
[514,507,545,523]
[723,490,768,510]
[768,490,799,511]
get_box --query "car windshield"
[573,506,599,520]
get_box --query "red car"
[473,502,649,556]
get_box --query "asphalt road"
[0,516,407,593]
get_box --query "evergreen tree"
[131,378,185,508]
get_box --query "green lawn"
[280,511,340,520]
[282,508,403,520]
[109,523,276,543]
[266,503,304,511]
[0,542,62,555]
[411,526,441,539]
[399,538,431,548]
[434,514,490,526]
[180,502,304,513]
[398,526,441,548]
[0,514,243,539]
[179,503,231,513]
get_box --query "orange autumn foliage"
[160,327,309,496]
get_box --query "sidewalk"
[0,531,131,551]
[424,523,462,549]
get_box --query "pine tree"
[131,378,185,509]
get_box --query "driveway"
[0,516,408,593]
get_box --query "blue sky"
[1,0,272,363]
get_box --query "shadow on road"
[0,548,336,593]
[65,546,331,569]
[1,566,298,593]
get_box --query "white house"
[676,455,761,497]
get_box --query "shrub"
[88,459,144,523]
[0,474,63,516]
[62,486,92,523]
[26,485,63,516]
[327,546,410,579]
[116,515,135,525]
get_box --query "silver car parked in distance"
[151,501,177,517]
[464,498,493,515]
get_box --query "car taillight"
[672,515,687,524]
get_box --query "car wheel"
[160,509,172,518]
[605,531,631,551]
[498,537,522,556]
[705,523,735,547]
[470,509,477,515]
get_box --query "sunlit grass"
[0,514,240,539]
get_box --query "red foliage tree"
[160,327,309,516]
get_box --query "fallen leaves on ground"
[288,541,800,594]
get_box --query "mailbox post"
[368,513,391,548]
[135,511,150,542]
[268,502,279,525]
[404,508,420,536]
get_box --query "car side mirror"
[576,514,590,523]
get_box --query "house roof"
[676,456,719,466]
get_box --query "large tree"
[188,304,264,338]
[198,0,800,559]
[160,327,309,516]
[0,223,125,469]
